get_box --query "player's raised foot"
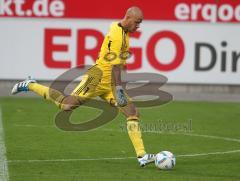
[11,77,36,95]
[138,153,155,167]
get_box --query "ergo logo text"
[44,27,240,73]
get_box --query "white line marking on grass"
[102,128,240,144]
[178,149,240,157]
[119,129,240,144]
[13,124,54,128]
[12,125,240,144]
[0,107,9,181]
[8,156,135,163]
[179,132,240,143]
[7,149,240,163]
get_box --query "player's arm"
[112,65,122,86]
[112,65,127,107]
[107,23,128,106]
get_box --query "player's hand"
[116,86,128,107]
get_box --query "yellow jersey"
[96,22,130,84]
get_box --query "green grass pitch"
[0,97,240,181]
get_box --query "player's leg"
[11,77,84,111]
[119,102,145,156]
[29,82,86,111]
[30,66,102,110]
[70,70,102,108]
[119,102,155,167]
[100,89,155,167]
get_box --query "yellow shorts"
[71,65,130,106]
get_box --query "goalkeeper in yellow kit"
[11,7,155,167]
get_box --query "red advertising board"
[1,0,240,23]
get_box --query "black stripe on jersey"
[121,29,127,51]
[123,32,126,49]
[108,40,112,51]
[75,77,94,95]
[75,77,93,95]
[118,23,127,52]
[82,87,90,95]
[121,29,124,51]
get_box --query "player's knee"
[61,104,77,111]
[60,96,82,111]
[126,109,140,121]
[121,102,140,120]
[129,105,140,117]
[61,104,71,111]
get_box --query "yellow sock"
[28,83,65,108]
[127,120,146,157]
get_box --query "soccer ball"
[155,151,176,170]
